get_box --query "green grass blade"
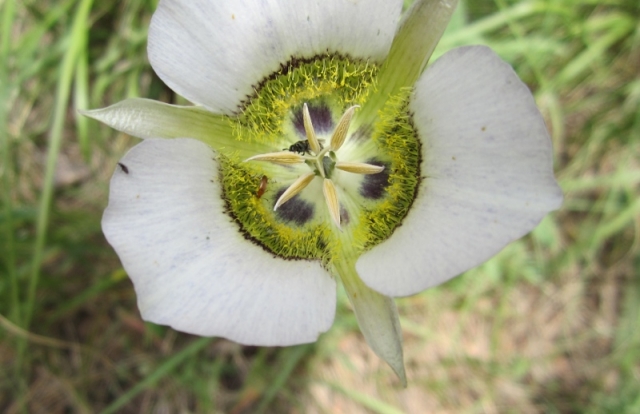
[99,337,213,414]
[326,381,406,414]
[24,0,94,329]
[255,344,314,413]
[0,0,18,324]
[554,14,634,87]
[74,38,90,161]
[438,0,554,49]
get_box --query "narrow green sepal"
[81,98,271,157]
[357,0,458,128]
[334,257,407,386]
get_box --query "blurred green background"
[1,0,639,412]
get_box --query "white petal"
[103,138,336,345]
[148,0,402,114]
[357,46,563,297]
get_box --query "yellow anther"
[329,105,359,151]
[322,178,341,228]
[274,172,316,210]
[335,161,385,174]
[245,151,305,165]
[303,103,322,154]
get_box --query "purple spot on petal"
[359,159,389,200]
[292,103,334,137]
[275,188,315,225]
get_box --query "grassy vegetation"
[1,0,639,412]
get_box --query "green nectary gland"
[234,55,378,144]
[355,89,421,251]
[219,155,331,260]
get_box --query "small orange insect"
[256,175,268,198]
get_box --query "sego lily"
[83,0,563,384]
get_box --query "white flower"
[84,0,563,384]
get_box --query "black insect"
[118,162,129,174]
[256,175,268,198]
[284,140,311,155]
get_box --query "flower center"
[219,55,421,262]
[246,104,385,229]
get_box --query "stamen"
[329,105,359,151]
[322,178,341,228]
[336,161,385,174]
[274,172,316,211]
[245,151,305,165]
[303,103,322,154]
